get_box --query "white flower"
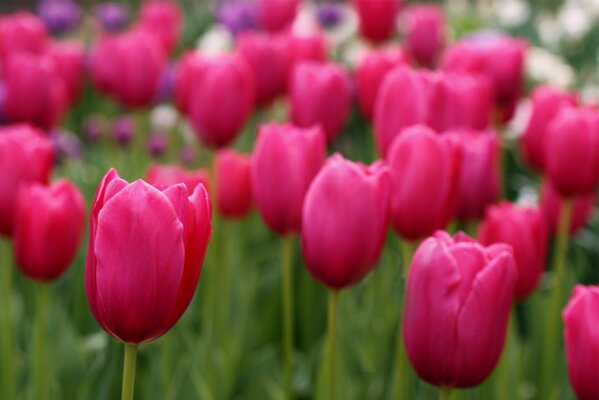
[558,2,592,41]
[526,47,576,89]
[536,13,562,49]
[196,24,234,56]
[494,0,530,27]
[151,105,179,132]
[505,99,531,140]
[516,185,539,207]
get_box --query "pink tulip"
[478,202,548,299]
[301,154,389,289]
[520,86,577,172]
[46,40,86,106]
[563,285,599,400]
[145,163,210,194]
[13,180,85,281]
[404,4,445,66]
[137,0,182,55]
[403,231,517,388]
[173,51,204,115]
[0,12,48,62]
[540,180,596,237]
[353,0,401,43]
[387,125,461,241]
[258,0,299,32]
[216,149,253,219]
[85,169,212,344]
[544,106,599,197]
[0,124,54,236]
[289,30,328,67]
[290,61,352,143]
[251,123,326,235]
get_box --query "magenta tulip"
[540,180,596,237]
[137,0,182,55]
[251,123,326,235]
[404,4,445,66]
[216,149,253,219]
[85,169,212,344]
[388,125,461,241]
[290,61,352,143]
[403,231,517,387]
[289,30,328,68]
[173,51,204,115]
[258,0,299,32]
[145,163,210,194]
[478,202,548,299]
[301,154,389,289]
[0,12,48,62]
[0,124,54,236]
[47,40,85,106]
[353,0,401,43]
[13,180,85,281]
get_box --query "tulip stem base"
[34,284,50,400]
[327,290,339,400]
[281,236,294,399]
[440,387,452,400]
[0,240,16,399]
[121,344,138,400]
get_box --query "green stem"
[540,198,573,398]
[495,311,515,400]
[34,284,50,400]
[121,344,138,400]
[0,240,16,399]
[281,236,294,399]
[327,291,339,400]
[440,387,452,400]
[396,239,415,400]
[400,241,414,279]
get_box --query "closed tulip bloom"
[251,123,326,235]
[0,124,54,236]
[85,169,212,344]
[353,0,401,43]
[355,47,409,120]
[258,0,299,32]
[540,180,596,237]
[563,285,599,400]
[0,12,48,62]
[47,40,85,106]
[216,149,252,219]
[289,30,328,67]
[446,129,501,222]
[388,125,461,241]
[478,202,547,299]
[13,180,85,281]
[173,51,204,115]
[404,4,445,66]
[145,163,209,194]
[404,231,517,387]
[237,32,291,105]
[137,0,182,55]
[301,154,389,289]
[187,53,255,148]
[290,61,352,143]
[520,86,577,172]
[544,106,599,197]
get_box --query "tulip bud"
[520,86,577,172]
[258,0,299,32]
[0,12,48,61]
[46,40,85,106]
[147,132,167,158]
[544,106,599,197]
[13,180,85,281]
[540,180,596,237]
[478,202,547,299]
[112,116,134,147]
[353,0,401,43]
[445,129,501,222]
[85,169,212,344]
[301,154,389,289]
[137,0,182,55]
[404,4,445,66]
[289,30,328,68]
[290,61,352,143]
[388,125,461,241]
[563,285,599,400]
[0,124,54,236]
[403,231,517,388]
[216,149,253,219]
[251,123,326,235]
[145,163,210,194]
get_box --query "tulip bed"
[1,1,599,400]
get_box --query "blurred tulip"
[445,129,501,222]
[540,180,596,237]
[112,116,134,147]
[47,40,85,106]
[355,47,409,120]
[137,0,182,55]
[147,132,167,158]
[84,116,105,143]
[13,180,85,281]
[0,124,54,236]
[216,149,253,218]
[251,123,326,235]
[216,0,258,35]
[520,86,577,172]
[544,106,599,197]
[301,154,389,289]
[289,30,328,67]
[478,202,548,299]
[404,231,516,387]
[258,0,299,32]
[85,169,212,344]
[0,12,48,62]
[353,0,401,43]
[145,164,209,194]
[173,51,203,115]
[404,4,445,66]
[388,125,461,241]
[290,61,351,143]
[95,2,130,31]
[563,285,599,400]
[37,0,81,36]
[237,31,291,105]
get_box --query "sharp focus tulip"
[563,285,599,400]
[0,124,54,236]
[0,12,48,62]
[355,47,409,120]
[216,149,253,219]
[251,123,326,235]
[388,125,461,241]
[145,164,210,194]
[520,86,577,172]
[301,154,389,289]
[46,40,85,106]
[403,231,517,388]
[13,180,85,281]
[258,0,299,32]
[85,169,212,344]
[353,0,401,43]
[137,0,182,55]
[478,202,548,299]
[290,61,352,143]
[540,180,596,237]
[544,106,599,197]
[404,4,445,66]
[445,129,501,222]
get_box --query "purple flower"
[95,2,130,32]
[315,3,344,29]
[148,131,167,158]
[51,129,82,162]
[83,116,105,143]
[112,116,134,147]
[215,0,258,35]
[180,146,195,165]
[37,0,82,36]
[155,63,176,104]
